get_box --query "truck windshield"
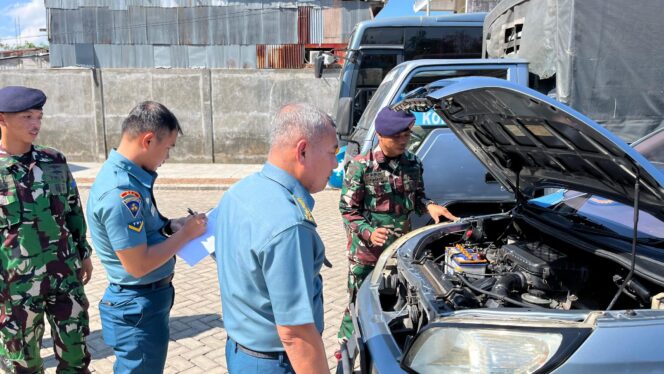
[356,65,405,133]
[345,25,483,130]
[361,27,482,60]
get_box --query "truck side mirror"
[314,54,324,78]
[336,97,353,137]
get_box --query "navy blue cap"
[0,86,47,113]
[375,107,415,136]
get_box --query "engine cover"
[498,242,589,291]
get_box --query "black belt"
[112,274,173,290]
[236,342,287,360]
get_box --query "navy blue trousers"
[226,338,294,373]
[99,283,174,373]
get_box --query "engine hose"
[492,272,527,298]
[456,273,544,309]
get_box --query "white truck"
[483,0,664,142]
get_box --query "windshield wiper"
[561,213,663,246]
[525,204,659,245]
[523,204,605,229]
[554,211,612,231]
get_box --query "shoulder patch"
[295,196,316,225]
[128,219,144,233]
[120,190,142,218]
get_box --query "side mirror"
[336,97,353,137]
[314,54,324,78]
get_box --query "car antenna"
[606,169,641,310]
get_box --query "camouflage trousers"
[0,259,91,374]
[337,261,375,343]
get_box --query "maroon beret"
[375,107,415,136]
[0,86,47,113]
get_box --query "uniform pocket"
[402,175,422,212]
[41,164,69,196]
[365,181,393,212]
[0,184,22,230]
[99,295,143,347]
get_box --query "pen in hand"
[187,208,197,216]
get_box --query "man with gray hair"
[214,103,337,373]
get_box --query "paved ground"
[38,164,350,373]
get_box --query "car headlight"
[401,324,590,373]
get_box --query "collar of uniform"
[261,162,315,211]
[374,144,400,165]
[0,144,33,162]
[107,149,157,189]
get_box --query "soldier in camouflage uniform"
[337,107,458,344]
[0,86,92,373]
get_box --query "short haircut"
[121,101,183,140]
[269,103,335,148]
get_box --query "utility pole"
[15,17,22,47]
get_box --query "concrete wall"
[0,68,340,163]
[0,69,102,161]
[211,69,338,163]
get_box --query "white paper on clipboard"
[176,208,217,266]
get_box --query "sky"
[0,0,48,48]
[377,0,451,18]
[0,0,448,49]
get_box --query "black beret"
[375,107,415,136]
[0,86,47,113]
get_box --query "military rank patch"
[128,219,144,233]
[296,197,316,224]
[120,190,142,218]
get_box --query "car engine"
[434,239,590,310]
[378,215,661,325]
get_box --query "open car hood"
[418,77,664,219]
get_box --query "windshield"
[355,65,404,132]
[531,190,664,242]
[529,127,664,243]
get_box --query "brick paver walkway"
[39,187,349,373]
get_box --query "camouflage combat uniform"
[0,145,91,373]
[338,145,428,341]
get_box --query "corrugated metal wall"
[322,6,342,43]
[45,1,357,11]
[297,6,310,44]
[47,1,374,68]
[309,7,323,44]
[256,44,304,68]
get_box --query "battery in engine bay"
[445,244,489,277]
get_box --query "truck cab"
[326,13,486,142]
[336,58,530,226]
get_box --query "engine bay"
[376,214,664,345]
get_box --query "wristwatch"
[160,219,174,237]
[426,200,436,207]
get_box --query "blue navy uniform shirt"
[215,162,325,352]
[86,150,172,285]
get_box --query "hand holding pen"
[182,207,207,239]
